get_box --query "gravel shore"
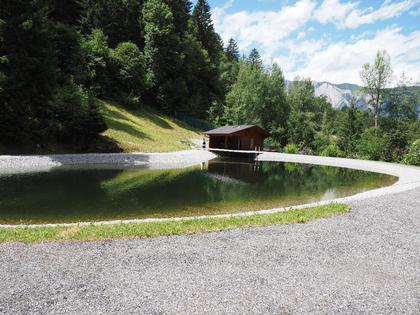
[0,152,419,314]
[0,150,217,175]
[0,186,419,314]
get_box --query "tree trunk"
[375,91,380,130]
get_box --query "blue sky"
[203,0,420,85]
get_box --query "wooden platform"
[207,148,264,159]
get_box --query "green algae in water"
[0,158,396,224]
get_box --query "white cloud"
[212,1,420,84]
[211,0,316,53]
[284,27,420,85]
[343,0,419,29]
[297,32,306,40]
[211,0,234,28]
[314,0,358,24]
[313,0,419,29]
[409,6,420,15]
[272,55,297,73]
[284,37,327,55]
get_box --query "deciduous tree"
[360,50,392,129]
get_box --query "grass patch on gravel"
[0,203,350,243]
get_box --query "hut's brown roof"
[204,125,270,136]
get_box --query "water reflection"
[0,158,396,224]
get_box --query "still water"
[0,158,396,224]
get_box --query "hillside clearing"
[100,100,203,152]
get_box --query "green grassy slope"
[0,100,204,154]
[99,100,203,152]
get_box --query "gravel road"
[1,185,419,314]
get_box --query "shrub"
[381,125,410,162]
[80,29,111,96]
[320,144,345,157]
[109,41,148,100]
[402,139,420,166]
[284,143,299,154]
[120,93,141,109]
[299,145,314,156]
[313,132,330,154]
[356,127,386,160]
[83,93,107,138]
[52,81,106,144]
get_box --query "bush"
[381,124,411,162]
[313,132,330,154]
[109,41,148,100]
[284,143,299,154]
[299,145,314,155]
[402,139,420,166]
[356,127,386,160]
[52,81,106,144]
[84,93,107,138]
[119,93,141,109]
[263,137,280,151]
[80,29,111,96]
[320,144,344,157]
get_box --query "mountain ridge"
[285,80,365,109]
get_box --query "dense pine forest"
[0,0,419,164]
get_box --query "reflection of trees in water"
[205,159,394,201]
[0,168,123,223]
[0,160,396,224]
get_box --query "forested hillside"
[0,0,225,152]
[0,0,419,164]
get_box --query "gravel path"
[0,150,217,175]
[0,152,419,314]
[0,187,419,314]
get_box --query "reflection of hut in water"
[205,160,264,184]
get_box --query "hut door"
[250,138,254,149]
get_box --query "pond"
[0,158,397,224]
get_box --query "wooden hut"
[204,125,270,151]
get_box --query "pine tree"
[191,0,224,113]
[50,0,83,25]
[0,0,58,144]
[339,99,360,154]
[164,0,192,36]
[84,92,107,138]
[264,63,289,145]
[248,48,262,69]
[220,38,240,96]
[80,0,144,47]
[142,0,185,112]
[0,19,7,94]
[182,22,214,117]
[226,38,239,62]
[286,79,317,147]
[192,0,223,64]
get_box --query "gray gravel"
[0,150,216,176]
[1,186,419,314]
